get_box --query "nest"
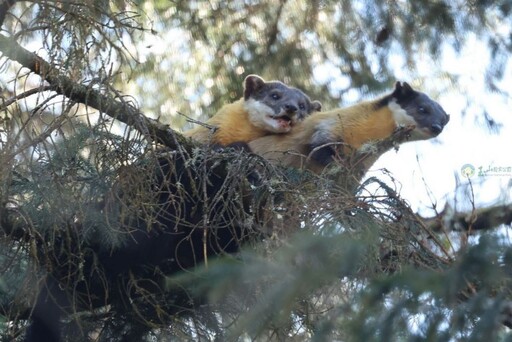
[0,128,459,340]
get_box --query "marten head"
[386,82,450,140]
[243,74,322,133]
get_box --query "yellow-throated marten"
[184,75,322,145]
[248,82,450,177]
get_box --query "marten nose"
[431,123,443,135]
[284,104,298,114]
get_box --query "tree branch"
[265,0,287,55]
[351,125,415,178]
[0,34,191,150]
[424,203,512,233]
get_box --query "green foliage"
[166,228,512,341]
[350,237,512,342]
[1,0,512,341]
[169,231,369,340]
[5,122,148,248]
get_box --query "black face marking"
[391,82,450,136]
[244,75,322,120]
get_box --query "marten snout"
[427,110,450,136]
[284,104,298,114]
[431,123,443,135]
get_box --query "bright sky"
[368,37,512,216]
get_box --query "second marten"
[184,75,322,145]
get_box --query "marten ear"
[392,81,416,100]
[401,82,415,94]
[244,75,266,100]
[311,100,322,112]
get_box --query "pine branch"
[0,34,200,243]
[0,34,192,150]
[425,203,512,233]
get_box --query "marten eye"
[298,103,306,110]
[418,106,428,114]
[271,93,281,100]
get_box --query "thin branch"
[0,34,192,150]
[351,125,415,178]
[0,85,55,110]
[424,203,512,233]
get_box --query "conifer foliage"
[0,1,511,340]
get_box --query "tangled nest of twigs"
[0,131,453,340]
